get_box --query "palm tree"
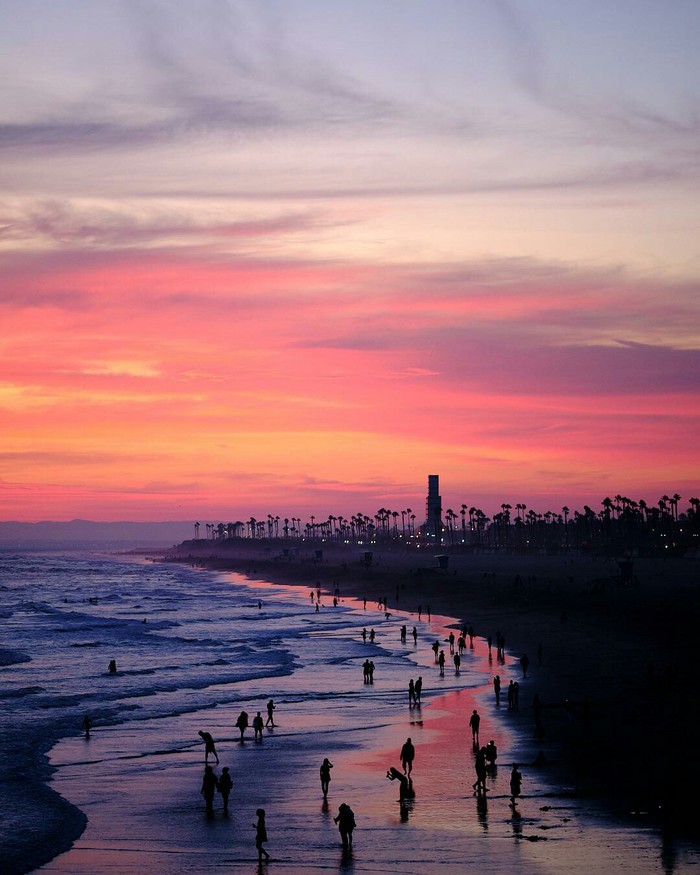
[194,521,200,539]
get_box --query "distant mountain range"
[0,519,194,549]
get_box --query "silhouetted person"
[454,652,461,674]
[253,711,264,742]
[320,757,333,797]
[369,628,375,642]
[510,763,523,807]
[473,746,487,794]
[408,678,415,704]
[432,640,439,661]
[469,709,481,747]
[513,681,520,711]
[387,766,414,799]
[82,714,91,739]
[415,676,423,703]
[438,650,445,676]
[254,808,271,862]
[448,631,455,653]
[219,766,232,813]
[400,737,415,776]
[485,739,498,765]
[201,765,219,815]
[507,680,515,710]
[108,659,117,674]
[235,710,249,742]
[494,674,501,706]
[361,628,367,642]
[334,803,356,849]
[198,730,219,764]
[368,660,375,683]
[520,653,530,678]
[412,626,418,644]
[266,699,275,726]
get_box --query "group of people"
[407,676,423,705]
[191,597,530,863]
[199,763,234,815]
[399,624,418,644]
[232,699,276,742]
[196,701,276,764]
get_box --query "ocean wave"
[0,685,44,699]
[0,648,31,666]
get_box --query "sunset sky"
[1,0,699,523]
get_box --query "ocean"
[0,551,695,874]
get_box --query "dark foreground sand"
[165,540,700,839]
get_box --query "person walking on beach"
[253,711,264,742]
[235,710,249,742]
[454,652,461,674]
[493,675,501,706]
[412,626,418,645]
[369,628,375,642]
[408,678,416,705]
[469,709,481,748]
[266,699,276,727]
[473,746,487,795]
[334,803,356,849]
[400,737,415,776]
[82,714,91,739]
[108,658,117,674]
[254,808,271,862]
[200,765,219,815]
[415,676,423,703]
[510,763,523,807]
[520,653,530,678]
[320,757,333,797]
[432,640,440,661]
[438,649,445,676]
[507,680,515,710]
[218,766,233,814]
[198,730,219,764]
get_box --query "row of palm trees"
[192,494,699,554]
[194,509,419,544]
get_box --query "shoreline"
[161,540,700,839]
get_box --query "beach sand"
[167,540,700,840]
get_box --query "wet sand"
[165,540,700,840]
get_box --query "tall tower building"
[424,474,442,539]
